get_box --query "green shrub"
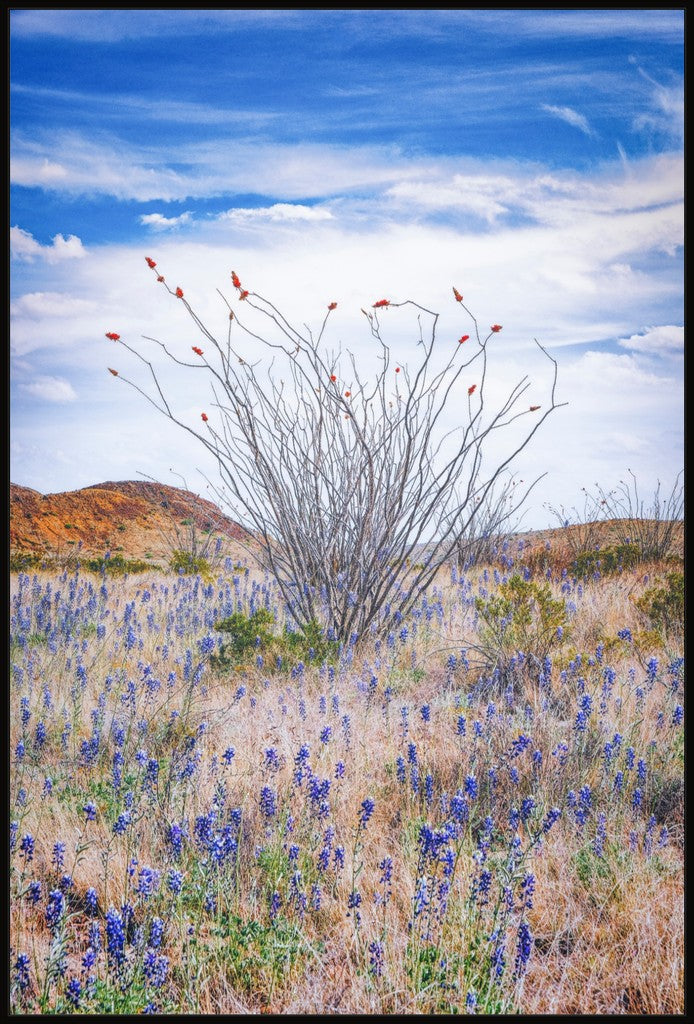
[169,548,212,579]
[9,551,44,572]
[636,572,684,641]
[474,573,568,683]
[84,553,154,575]
[212,608,338,671]
[572,542,641,578]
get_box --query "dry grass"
[9,532,684,1013]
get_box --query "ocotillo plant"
[105,261,566,642]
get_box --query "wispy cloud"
[541,104,594,137]
[19,374,77,402]
[10,225,86,262]
[617,325,683,355]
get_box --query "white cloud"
[541,104,594,137]
[20,375,77,402]
[219,203,333,223]
[140,212,193,231]
[617,325,683,354]
[10,291,98,319]
[10,226,86,263]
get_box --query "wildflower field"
[9,533,684,1015]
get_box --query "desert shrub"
[111,261,565,643]
[9,551,44,572]
[169,548,212,579]
[474,573,568,682]
[571,542,640,579]
[212,607,338,671]
[635,572,684,642]
[84,553,154,575]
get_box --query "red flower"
[201,412,208,422]
[395,367,401,373]
[373,299,390,308]
[239,290,249,300]
[176,287,184,298]
[192,346,203,356]
[108,367,119,376]
[344,391,351,397]
[231,271,241,289]
[157,275,165,283]
[145,257,156,268]
[328,302,337,310]
[468,384,476,395]
[491,324,502,333]
[330,374,337,382]
[452,287,463,303]
[458,334,469,344]
[105,332,120,341]
[529,405,541,412]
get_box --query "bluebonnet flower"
[42,777,53,797]
[15,739,25,761]
[613,771,624,794]
[514,921,533,977]
[333,846,345,871]
[464,774,478,800]
[83,801,97,822]
[113,811,132,835]
[359,797,375,829]
[465,990,477,1013]
[46,889,65,931]
[35,721,47,748]
[222,747,235,765]
[632,788,643,812]
[637,759,647,783]
[673,705,683,726]
[167,869,184,895]
[269,890,281,920]
[14,953,31,993]
[593,812,607,857]
[542,807,562,833]
[264,747,281,773]
[320,726,332,744]
[136,866,161,899]
[521,797,535,822]
[260,786,277,818]
[368,940,384,977]
[456,715,467,736]
[26,880,42,904]
[66,976,82,1007]
[143,950,169,988]
[19,834,34,863]
[334,760,345,779]
[510,734,532,757]
[421,704,431,722]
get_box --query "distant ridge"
[10,480,254,567]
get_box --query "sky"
[9,8,684,531]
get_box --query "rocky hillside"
[10,480,257,568]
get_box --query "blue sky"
[10,9,684,529]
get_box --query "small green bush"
[85,554,154,575]
[572,542,641,578]
[636,572,684,640]
[212,608,338,671]
[474,573,568,683]
[169,548,212,578]
[9,551,44,572]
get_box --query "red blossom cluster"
[105,332,120,341]
[491,324,502,333]
[530,405,541,412]
[201,412,208,422]
[175,287,184,299]
[468,384,477,396]
[145,257,157,269]
[108,367,119,376]
[328,302,337,311]
[192,346,204,356]
[458,334,469,344]
[452,287,463,303]
[372,299,390,308]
